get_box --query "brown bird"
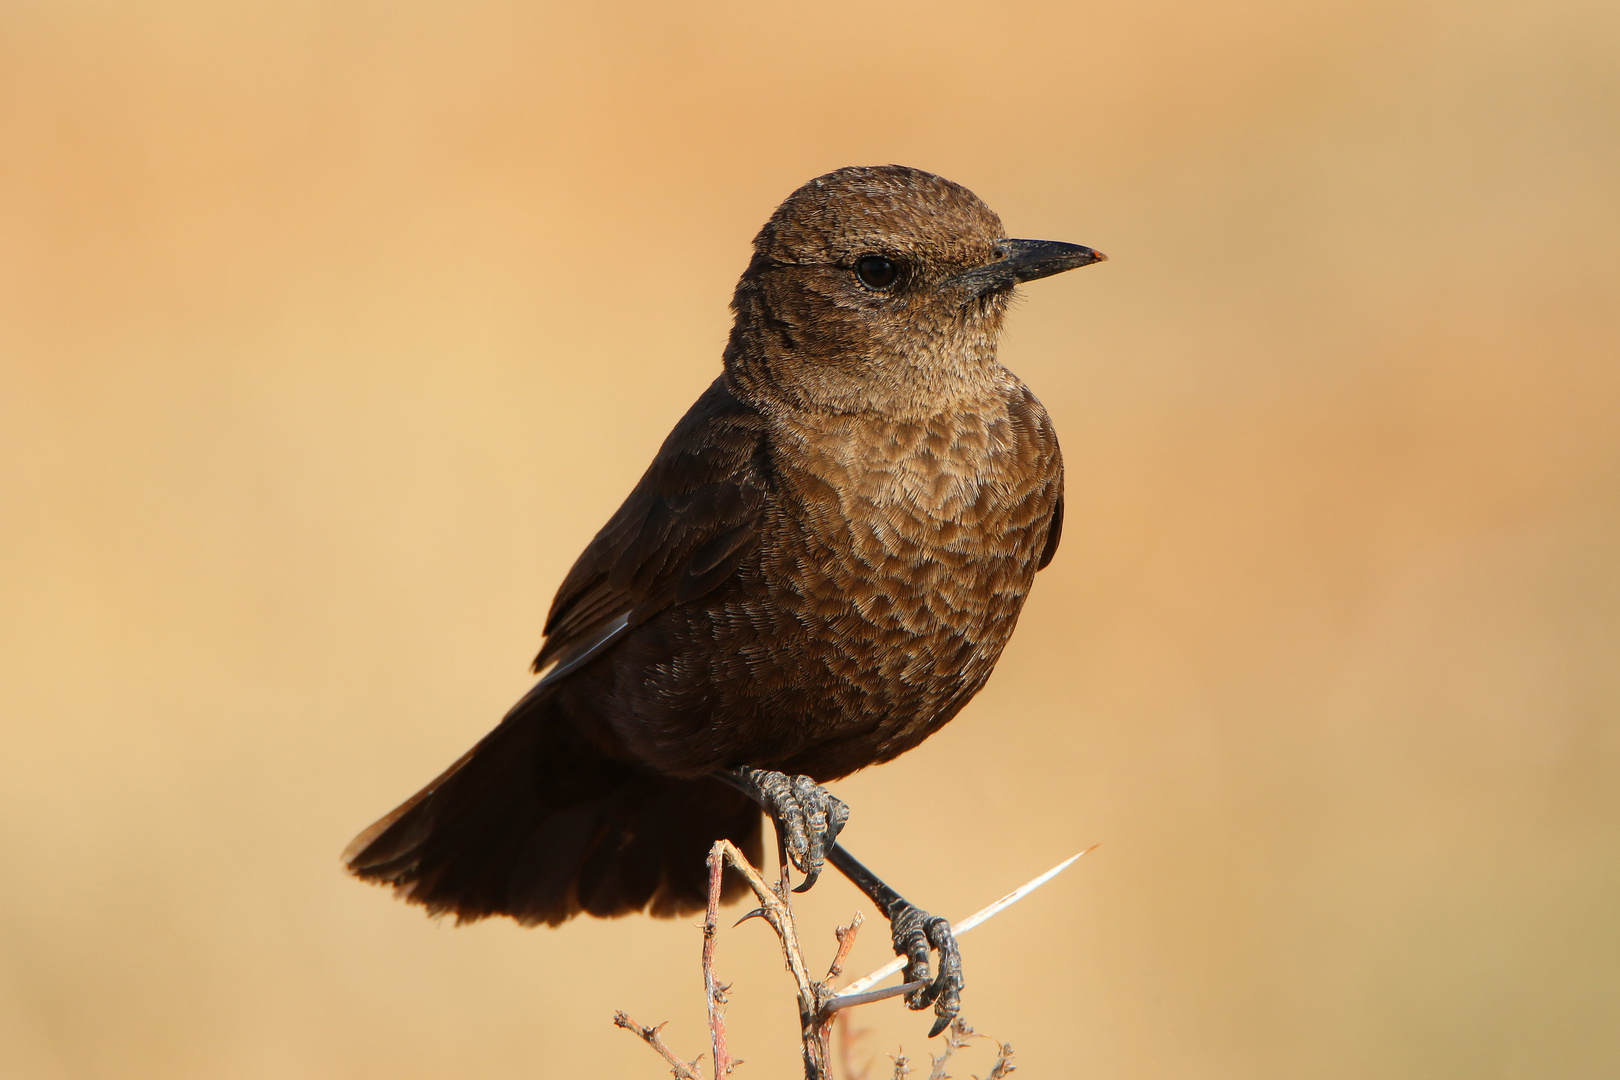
[344,164,1104,1035]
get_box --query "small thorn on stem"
[732,906,770,928]
[613,1011,704,1080]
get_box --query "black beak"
[953,238,1107,298]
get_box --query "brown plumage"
[344,164,1103,1027]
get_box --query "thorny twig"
[927,1017,976,1080]
[620,842,1073,1079]
[703,847,734,1079]
[922,1018,1017,1080]
[815,912,864,1051]
[614,1011,703,1080]
[710,839,829,1077]
[982,1040,1017,1080]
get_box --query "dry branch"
[619,841,1076,1079]
[710,839,830,1077]
[614,1011,703,1080]
[926,1018,976,1080]
[981,1040,1017,1080]
[703,846,734,1079]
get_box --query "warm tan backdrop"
[2,2,1617,1077]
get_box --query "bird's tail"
[342,697,762,925]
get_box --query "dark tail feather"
[342,701,762,926]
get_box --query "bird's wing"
[1037,491,1063,570]
[528,375,771,686]
[1010,384,1064,572]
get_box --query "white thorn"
[828,846,1095,1006]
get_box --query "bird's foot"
[888,899,963,1038]
[720,767,848,891]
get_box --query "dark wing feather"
[1009,384,1063,573]
[1037,491,1063,571]
[532,375,771,678]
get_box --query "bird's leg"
[715,771,963,1035]
[717,767,849,891]
[827,844,962,1037]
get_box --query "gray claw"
[923,916,963,1037]
[727,767,848,891]
[889,905,963,1037]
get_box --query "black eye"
[855,255,899,290]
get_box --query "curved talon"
[889,905,964,1036]
[892,908,933,1006]
[923,916,963,1037]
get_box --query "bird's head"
[725,164,1104,416]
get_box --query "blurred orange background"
[2,2,1617,1077]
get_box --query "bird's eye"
[855,255,899,290]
